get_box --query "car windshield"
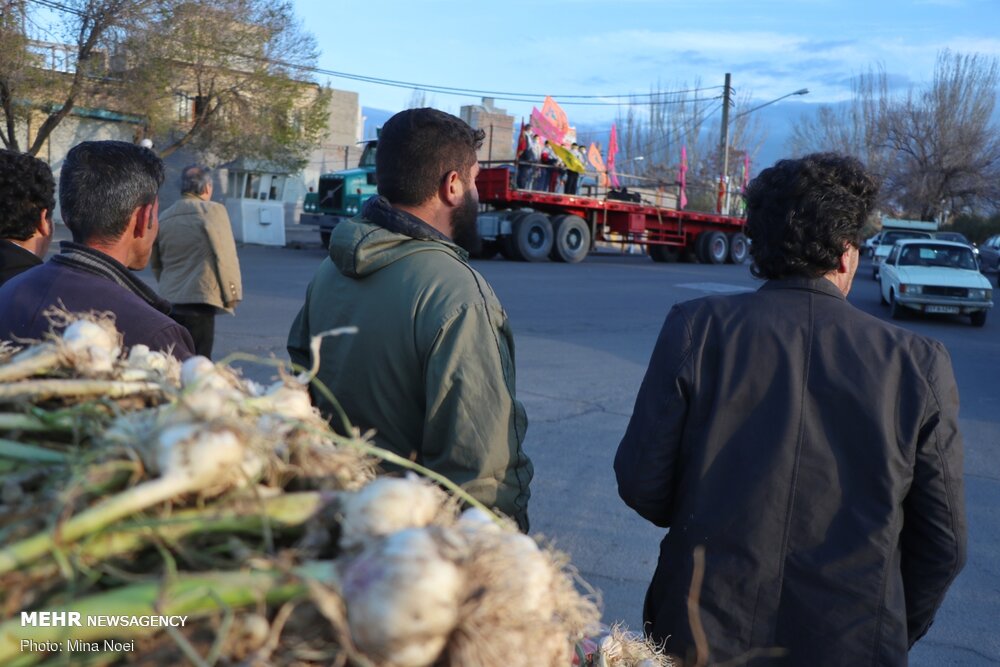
[898,244,978,270]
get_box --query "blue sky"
[294,0,1000,131]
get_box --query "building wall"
[460,98,515,164]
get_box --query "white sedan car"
[879,239,993,326]
[871,229,933,279]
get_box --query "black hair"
[0,150,55,241]
[59,141,165,244]
[375,108,485,206]
[743,152,879,280]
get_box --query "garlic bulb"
[61,319,120,375]
[120,344,179,383]
[247,381,316,421]
[339,477,446,550]
[341,528,462,667]
[154,423,261,491]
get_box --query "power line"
[24,0,724,106]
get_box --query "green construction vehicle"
[300,138,378,247]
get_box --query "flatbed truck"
[474,165,749,265]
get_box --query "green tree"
[0,0,328,170]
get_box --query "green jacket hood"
[330,196,468,278]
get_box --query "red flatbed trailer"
[474,165,749,265]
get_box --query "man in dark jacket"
[0,150,55,287]
[288,108,533,531]
[615,153,966,666]
[0,141,194,359]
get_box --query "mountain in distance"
[362,107,395,140]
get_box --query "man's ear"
[132,204,154,239]
[440,170,462,207]
[37,209,53,238]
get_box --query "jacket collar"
[362,196,453,245]
[759,276,847,301]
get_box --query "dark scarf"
[362,196,452,243]
[51,241,172,315]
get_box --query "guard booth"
[223,160,288,246]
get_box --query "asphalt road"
[195,236,998,665]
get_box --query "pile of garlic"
[327,476,602,667]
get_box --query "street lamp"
[719,74,809,213]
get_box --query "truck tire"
[698,231,729,264]
[648,244,679,263]
[514,212,554,262]
[499,211,528,260]
[728,232,749,264]
[473,240,500,260]
[549,215,590,263]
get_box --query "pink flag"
[530,107,566,145]
[742,154,751,191]
[608,124,620,189]
[679,146,688,209]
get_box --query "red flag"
[742,154,751,191]
[608,124,620,189]
[679,146,688,209]
[516,119,526,157]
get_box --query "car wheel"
[879,280,887,305]
[971,310,987,327]
[872,265,879,280]
[889,290,905,320]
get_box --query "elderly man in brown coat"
[152,164,242,358]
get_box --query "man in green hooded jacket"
[287,108,533,531]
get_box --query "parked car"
[863,232,882,257]
[871,229,934,279]
[934,231,978,255]
[977,234,1000,274]
[879,239,993,326]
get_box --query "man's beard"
[450,188,481,255]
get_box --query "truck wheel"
[699,231,728,264]
[320,231,331,249]
[514,212,553,262]
[473,240,500,260]
[648,244,679,263]
[728,233,749,264]
[971,310,987,327]
[499,211,527,260]
[549,215,590,263]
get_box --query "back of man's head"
[375,108,485,206]
[180,164,212,196]
[0,150,55,241]
[744,152,879,280]
[59,141,165,244]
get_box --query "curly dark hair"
[743,153,880,280]
[375,108,485,206]
[0,150,56,241]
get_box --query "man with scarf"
[0,141,195,359]
[287,108,533,531]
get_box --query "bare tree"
[790,51,1000,220]
[616,81,765,211]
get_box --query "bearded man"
[287,108,533,531]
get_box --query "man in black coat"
[615,153,966,666]
[0,150,55,287]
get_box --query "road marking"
[678,282,756,294]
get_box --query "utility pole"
[719,73,732,214]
